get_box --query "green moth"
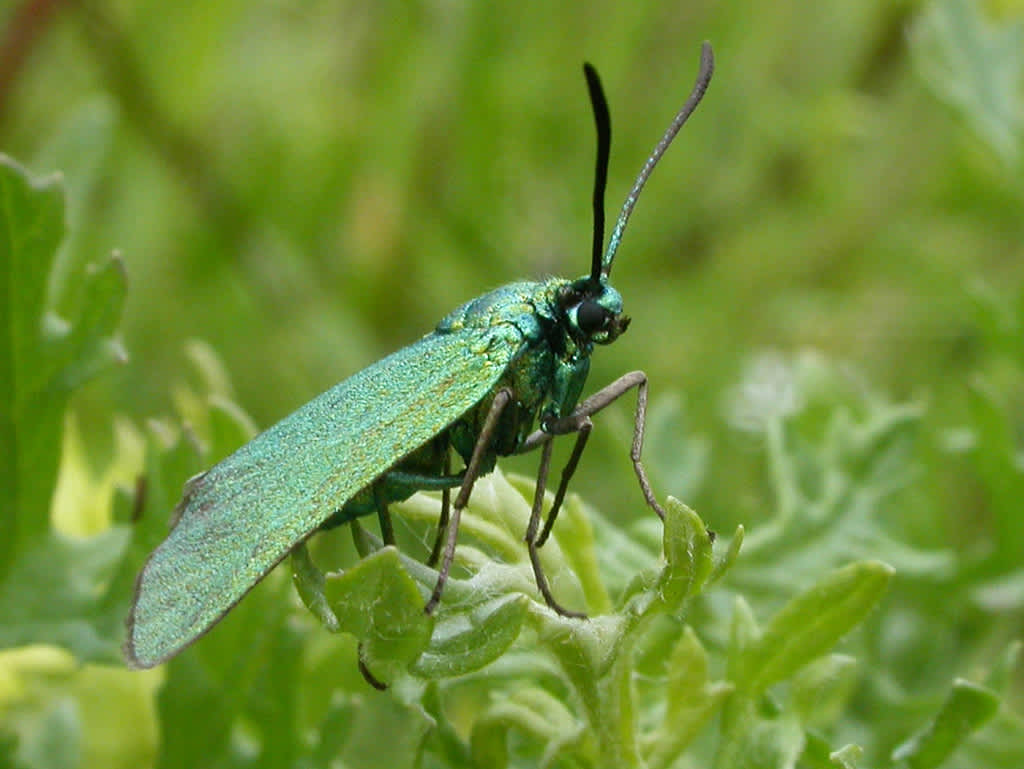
[126,43,714,670]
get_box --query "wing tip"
[123,558,170,670]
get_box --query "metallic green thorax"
[427,276,624,478]
[126,273,626,667]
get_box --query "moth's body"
[126,275,626,667]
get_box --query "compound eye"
[576,300,607,336]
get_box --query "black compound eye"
[576,300,607,336]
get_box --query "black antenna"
[602,41,714,277]
[584,63,611,286]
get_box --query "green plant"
[2,154,1019,769]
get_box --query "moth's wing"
[125,324,523,668]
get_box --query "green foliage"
[910,0,1024,164]
[2,0,1024,767]
[0,156,129,660]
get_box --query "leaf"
[470,688,578,769]
[830,744,864,768]
[645,627,733,769]
[18,699,80,769]
[736,560,893,695]
[965,378,1024,572]
[909,0,1024,163]
[984,640,1021,694]
[721,595,762,703]
[0,155,131,662]
[715,713,805,769]
[0,156,67,562]
[789,654,859,727]
[0,528,130,662]
[709,525,744,584]
[656,497,714,609]
[891,678,1001,768]
[324,547,434,682]
[412,593,528,678]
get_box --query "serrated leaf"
[334,693,432,769]
[736,560,893,694]
[102,424,204,628]
[891,678,1001,769]
[33,99,116,309]
[551,493,612,615]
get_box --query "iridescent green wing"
[126,323,523,668]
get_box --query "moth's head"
[568,44,711,349]
[560,276,629,346]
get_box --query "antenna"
[584,62,611,286]
[602,41,714,277]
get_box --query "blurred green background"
[2,0,1023,766]
[6,0,1022,524]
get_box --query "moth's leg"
[357,648,388,691]
[424,388,513,614]
[290,540,339,630]
[345,484,391,559]
[524,438,586,618]
[131,475,147,522]
[373,482,395,546]
[535,420,592,548]
[427,450,452,568]
[349,521,373,558]
[349,466,462,559]
[521,370,665,522]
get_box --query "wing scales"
[126,324,521,667]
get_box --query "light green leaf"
[413,593,527,678]
[736,560,893,694]
[910,0,1024,163]
[830,743,864,768]
[645,627,733,769]
[891,678,1001,769]
[716,713,805,769]
[324,546,434,681]
[790,654,859,727]
[470,688,578,769]
[657,497,714,608]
